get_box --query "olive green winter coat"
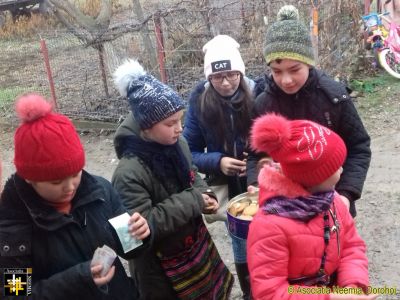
[112,113,217,300]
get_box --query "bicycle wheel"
[378,48,400,79]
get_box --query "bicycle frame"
[382,16,400,63]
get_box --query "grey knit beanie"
[264,5,315,66]
[113,59,185,129]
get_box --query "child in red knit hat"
[0,93,150,299]
[247,113,376,300]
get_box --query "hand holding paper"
[91,245,117,285]
[109,212,149,253]
[128,212,151,240]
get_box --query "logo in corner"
[3,268,32,296]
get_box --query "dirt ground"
[0,83,399,299]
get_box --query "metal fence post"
[40,38,58,110]
[154,13,168,83]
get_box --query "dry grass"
[0,13,58,39]
[0,0,132,39]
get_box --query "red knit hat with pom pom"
[250,113,347,187]
[14,94,85,181]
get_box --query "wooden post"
[98,44,110,98]
[311,1,319,66]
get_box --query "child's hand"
[91,264,115,287]
[257,158,281,171]
[202,194,219,214]
[247,185,258,194]
[128,212,150,240]
[220,157,246,176]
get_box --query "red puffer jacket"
[247,166,369,300]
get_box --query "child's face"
[269,59,310,94]
[27,171,82,204]
[143,110,184,145]
[309,167,343,193]
[209,71,241,97]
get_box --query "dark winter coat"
[0,171,148,300]
[112,113,217,300]
[183,77,265,198]
[247,68,371,216]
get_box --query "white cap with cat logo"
[203,35,245,79]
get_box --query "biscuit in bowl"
[242,203,258,217]
[228,201,248,216]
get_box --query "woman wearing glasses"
[183,35,265,300]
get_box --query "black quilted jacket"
[0,171,148,299]
[247,68,371,217]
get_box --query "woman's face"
[269,59,310,94]
[142,110,184,145]
[27,171,82,204]
[209,71,241,97]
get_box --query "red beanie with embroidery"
[14,94,85,181]
[250,113,347,187]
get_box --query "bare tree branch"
[48,0,111,42]
[52,8,89,41]
[86,7,187,46]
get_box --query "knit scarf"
[220,89,244,110]
[119,135,191,193]
[44,200,72,214]
[262,190,334,222]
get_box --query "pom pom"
[15,93,53,123]
[277,5,299,21]
[113,59,146,97]
[250,113,291,154]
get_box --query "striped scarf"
[262,191,334,222]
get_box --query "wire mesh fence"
[0,0,365,124]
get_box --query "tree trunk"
[48,0,112,97]
[131,0,157,70]
[98,44,110,98]
[48,0,111,38]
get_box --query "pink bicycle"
[363,12,400,78]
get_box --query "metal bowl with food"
[227,191,259,239]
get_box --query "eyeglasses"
[209,72,240,83]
